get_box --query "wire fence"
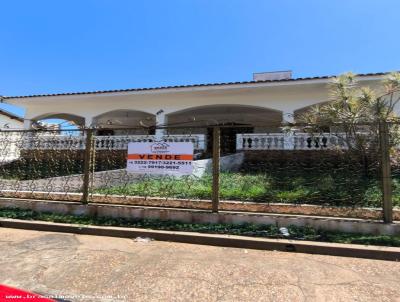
[0,121,397,222]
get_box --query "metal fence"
[0,121,397,222]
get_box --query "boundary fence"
[0,121,397,223]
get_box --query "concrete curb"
[1,218,399,262]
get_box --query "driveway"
[0,227,399,302]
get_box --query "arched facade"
[14,73,388,132]
[92,110,155,135]
[6,73,390,154]
[165,104,284,153]
[29,112,85,130]
[167,104,283,133]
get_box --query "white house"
[2,71,395,153]
[0,109,23,161]
[0,109,23,129]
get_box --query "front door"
[207,125,253,155]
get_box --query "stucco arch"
[92,109,155,128]
[167,104,282,127]
[91,109,156,135]
[30,112,85,128]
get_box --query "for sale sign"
[127,142,194,175]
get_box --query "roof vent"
[253,70,292,82]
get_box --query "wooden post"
[82,128,94,204]
[379,121,393,223]
[212,127,220,213]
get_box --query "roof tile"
[3,72,389,100]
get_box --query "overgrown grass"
[3,152,400,208]
[95,172,400,207]
[0,207,399,247]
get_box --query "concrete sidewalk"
[0,228,399,302]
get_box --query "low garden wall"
[0,197,399,235]
[0,190,399,221]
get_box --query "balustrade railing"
[236,133,285,150]
[94,135,154,150]
[19,132,350,152]
[237,133,348,150]
[162,135,206,150]
[292,133,347,150]
[21,134,207,151]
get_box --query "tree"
[298,72,400,176]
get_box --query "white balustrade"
[21,134,206,151]
[94,135,155,150]
[162,134,206,151]
[292,133,347,150]
[236,133,285,150]
[237,133,348,151]
[22,135,85,150]
[18,132,349,152]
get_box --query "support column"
[282,111,295,150]
[155,110,167,139]
[23,119,34,149]
[23,119,33,130]
[85,117,94,128]
[282,111,295,124]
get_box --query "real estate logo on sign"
[127,142,194,175]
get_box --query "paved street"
[0,228,400,302]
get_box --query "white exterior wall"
[0,115,23,130]
[0,114,23,162]
[5,75,389,128]
[14,84,330,122]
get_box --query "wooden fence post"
[212,127,220,213]
[379,121,393,223]
[82,128,94,204]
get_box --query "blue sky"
[1,0,400,118]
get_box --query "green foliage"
[0,158,84,180]
[96,171,397,207]
[0,153,126,180]
[299,72,400,158]
[1,207,399,247]
[96,173,274,201]
[274,188,310,203]
[301,72,400,125]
